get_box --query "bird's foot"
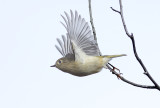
[108,63,122,79]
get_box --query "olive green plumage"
[51,10,126,76]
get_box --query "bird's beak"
[50,65,56,67]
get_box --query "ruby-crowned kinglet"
[51,10,126,76]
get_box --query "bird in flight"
[51,10,126,76]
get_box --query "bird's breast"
[68,56,104,76]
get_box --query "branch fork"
[88,0,160,91]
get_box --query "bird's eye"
[58,60,62,64]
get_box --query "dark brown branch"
[130,35,160,90]
[107,64,155,89]
[111,0,160,91]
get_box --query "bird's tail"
[102,54,126,58]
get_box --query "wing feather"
[55,45,64,56]
[55,10,101,57]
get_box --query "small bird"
[51,10,126,76]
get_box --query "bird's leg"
[107,63,123,79]
[108,63,120,72]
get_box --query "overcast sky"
[0,0,160,108]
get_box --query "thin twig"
[88,0,97,41]
[88,0,160,90]
[130,35,160,89]
[111,0,160,91]
[88,0,157,89]
[107,65,155,89]
[88,0,102,55]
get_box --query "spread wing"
[55,10,101,58]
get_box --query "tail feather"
[103,54,126,58]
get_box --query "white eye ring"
[58,60,62,64]
[59,60,61,64]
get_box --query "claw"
[112,67,122,79]
[116,72,123,79]
[108,63,123,79]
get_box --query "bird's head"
[50,57,74,72]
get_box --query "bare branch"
[107,63,155,89]
[88,0,160,90]
[88,0,97,41]
[110,7,120,14]
[130,35,160,89]
[111,0,160,91]
[88,0,102,55]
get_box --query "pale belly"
[67,57,104,76]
